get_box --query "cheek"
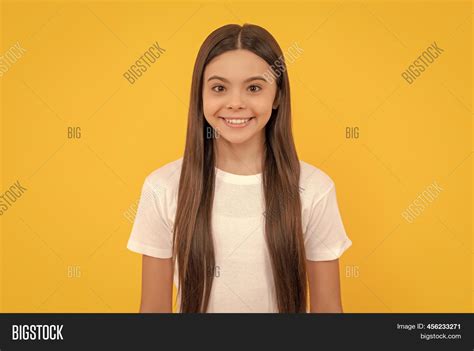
[202,93,222,118]
[251,94,275,120]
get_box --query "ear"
[272,90,280,110]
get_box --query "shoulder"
[143,157,183,197]
[299,160,336,203]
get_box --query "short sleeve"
[304,183,352,261]
[126,177,173,258]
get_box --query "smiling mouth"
[219,116,255,126]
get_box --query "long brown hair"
[173,23,307,312]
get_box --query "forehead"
[203,49,270,81]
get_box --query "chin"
[219,134,254,145]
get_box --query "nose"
[226,91,246,110]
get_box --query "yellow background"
[1,0,472,312]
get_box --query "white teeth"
[224,118,251,124]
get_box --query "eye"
[248,85,262,93]
[211,85,226,93]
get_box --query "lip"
[219,116,255,128]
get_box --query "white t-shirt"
[127,157,352,313]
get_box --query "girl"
[127,23,352,313]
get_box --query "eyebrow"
[207,75,269,83]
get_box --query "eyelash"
[211,85,262,93]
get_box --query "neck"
[214,132,265,175]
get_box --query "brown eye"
[212,85,225,93]
[248,85,262,93]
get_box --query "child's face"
[202,49,279,145]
